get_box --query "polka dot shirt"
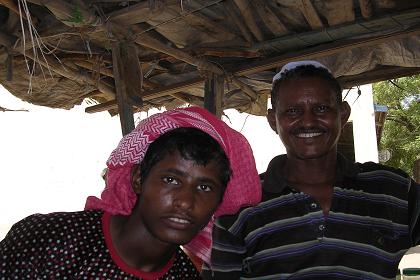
[0,210,200,279]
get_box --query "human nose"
[173,186,194,210]
[300,110,317,127]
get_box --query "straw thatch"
[1,0,420,116]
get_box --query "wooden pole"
[111,42,140,135]
[414,159,420,183]
[204,73,224,118]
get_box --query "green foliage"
[70,6,83,24]
[373,75,420,176]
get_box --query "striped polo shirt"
[202,154,420,279]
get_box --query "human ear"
[340,101,351,128]
[131,164,142,194]
[266,109,278,134]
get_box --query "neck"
[109,213,177,272]
[284,152,337,186]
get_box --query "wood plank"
[204,73,224,118]
[171,7,238,41]
[322,0,355,26]
[253,0,289,37]
[111,42,136,135]
[224,0,254,43]
[299,0,324,29]
[233,0,264,41]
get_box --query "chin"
[290,149,329,160]
[157,232,197,246]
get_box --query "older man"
[202,61,420,279]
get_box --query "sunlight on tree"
[373,75,420,176]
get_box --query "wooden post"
[112,42,143,135]
[204,73,224,118]
[414,159,420,183]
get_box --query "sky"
[0,86,283,239]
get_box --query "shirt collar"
[262,153,360,194]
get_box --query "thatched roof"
[1,0,420,117]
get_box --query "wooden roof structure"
[1,0,420,133]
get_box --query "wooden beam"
[298,0,323,29]
[129,25,224,75]
[111,42,137,135]
[338,66,420,89]
[73,60,114,78]
[108,0,180,25]
[85,77,204,113]
[233,0,264,41]
[253,0,289,37]
[85,26,420,114]
[238,27,420,77]
[204,73,224,118]
[230,76,258,101]
[26,0,226,93]
[224,0,254,43]
[414,159,420,183]
[164,6,237,41]
[359,0,373,19]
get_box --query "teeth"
[169,217,190,224]
[297,132,323,138]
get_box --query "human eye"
[197,184,212,192]
[285,107,301,116]
[162,176,179,185]
[314,105,329,114]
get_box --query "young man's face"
[267,76,350,160]
[132,151,224,246]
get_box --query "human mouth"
[168,217,191,224]
[296,131,323,138]
[163,215,193,230]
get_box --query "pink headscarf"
[85,106,261,264]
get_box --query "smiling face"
[267,76,350,160]
[132,151,224,246]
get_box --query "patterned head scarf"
[85,106,262,264]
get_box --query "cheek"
[196,195,220,216]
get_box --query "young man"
[202,61,420,279]
[0,107,261,279]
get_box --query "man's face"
[267,77,350,160]
[133,151,224,246]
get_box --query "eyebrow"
[162,168,221,186]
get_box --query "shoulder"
[356,161,411,184]
[169,247,200,278]
[3,210,102,244]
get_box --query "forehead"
[275,77,338,105]
[153,151,220,174]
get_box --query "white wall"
[345,84,379,163]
